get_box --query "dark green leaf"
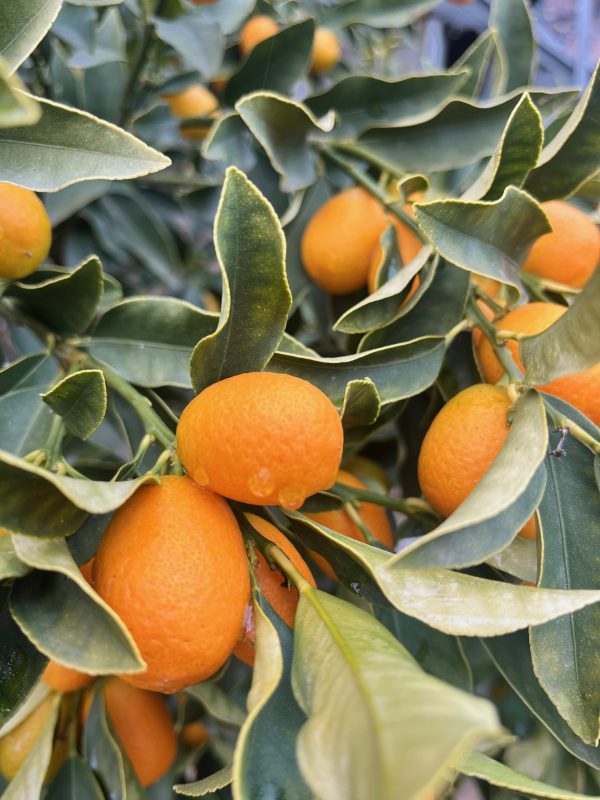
[202,112,258,174]
[0,353,57,395]
[525,62,600,200]
[340,378,381,427]
[191,167,290,393]
[153,14,223,80]
[185,682,245,727]
[236,92,334,192]
[0,95,170,191]
[306,72,469,137]
[0,0,62,72]
[44,180,112,226]
[521,267,600,384]
[452,30,496,98]
[225,19,315,105]
[0,387,54,456]
[414,186,551,289]
[41,369,107,440]
[490,0,534,92]
[45,755,105,800]
[7,258,104,335]
[323,0,438,28]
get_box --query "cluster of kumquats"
[0,162,598,788]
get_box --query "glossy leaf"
[90,297,217,388]
[153,14,223,80]
[175,766,232,797]
[185,682,246,727]
[529,432,600,745]
[459,751,600,799]
[0,0,62,73]
[340,378,381,427]
[1,693,60,800]
[6,258,104,336]
[233,597,311,800]
[0,536,29,582]
[11,536,145,673]
[236,92,334,192]
[525,62,600,200]
[44,180,112,226]
[225,19,315,105]
[0,353,57,395]
[306,72,469,138]
[0,95,170,191]
[0,387,54,456]
[463,93,543,201]
[45,755,105,800]
[391,391,547,569]
[0,593,47,727]
[41,369,107,440]
[269,338,445,408]
[490,0,534,93]
[191,167,290,393]
[484,631,600,768]
[292,590,501,800]
[452,30,496,98]
[521,266,600,384]
[414,186,551,289]
[202,112,258,174]
[323,0,438,28]
[0,58,40,127]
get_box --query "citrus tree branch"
[467,294,523,383]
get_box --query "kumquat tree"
[0,0,599,797]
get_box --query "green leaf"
[0,0,62,73]
[192,0,253,35]
[202,112,258,174]
[83,687,146,800]
[45,755,104,800]
[225,19,315,106]
[0,58,40,127]
[323,0,438,28]
[525,62,600,200]
[414,186,551,290]
[452,30,496,98]
[190,167,290,393]
[185,682,246,727]
[390,391,547,569]
[485,535,538,584]
[292,590,501,800]
[6,258,104,335]
[459,751,600,799]
[0,592,47,727]
[358,259,468,350]
[529,434,600,745]
[41,369,107,440]
[521,267,600,384]
[236,92,334,192]
[233,597,311,800]
[463,93,543,201]
[0,353,57,396]
[306,72,469,138]
[490,0,534,93]
[153,14,223,80]
[334,242,431,335]
[1,694,60,800]
[0,536,29,582]
[44,180,112,226]
[340,378,381,427]
[483,631,600,769]
[11,535,145,674]
[90,297,217,388]
[0,387,54,457]
[0,94,170,191]
[0,448,156,535]
[269,338,445,409]
[175,766,232,797]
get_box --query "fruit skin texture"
[43,662,93,693]
[0,695,55,780]
[104,679,176,787]
[301,187,388,294]
[162,85,218,139]
[177,372,344,509]
[93,476,250,692]
[475,302,600,426]
[233,514,316,666]
[239,15,279,55]
[0,183,51,280]
[523,201,599,288]
[311,28,341,74]
[306,470,394,579]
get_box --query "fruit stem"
[445,319,470,345]
[320,145,426,242]
[45,414,66,470]
[342,501,380,547]
[266,544,313,593]
[466,294,523,383]
[544,404,600,457]
[332,482,439,519]
[519,271,551,302]
[471,285,506,316]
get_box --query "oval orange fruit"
[0,183,51,280]
[239,16,279,55]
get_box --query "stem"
[84,355,175,449]
[519,271,550,302]
[45,414,65,470]
[343,502,379,546]
[266,544,313,593]
[321,145,426,242]
[332,483,439,518]
[467,294,523,383]
[445,319,470,345]
[472,285,506,316]
[544,405,600,456]
[495,329,527,342]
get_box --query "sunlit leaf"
[0,0,62,73]
[490,0,534,93]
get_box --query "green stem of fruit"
[320,145,426,242]
[544,402,600,456]
[519,271,551,302]
[332,483,439,519]
[445,319,470,346]
[466,294,523,383]
[471,285,506,316]
[267,544,313,593]
[45,414,66,470]
[343,501,379,547]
